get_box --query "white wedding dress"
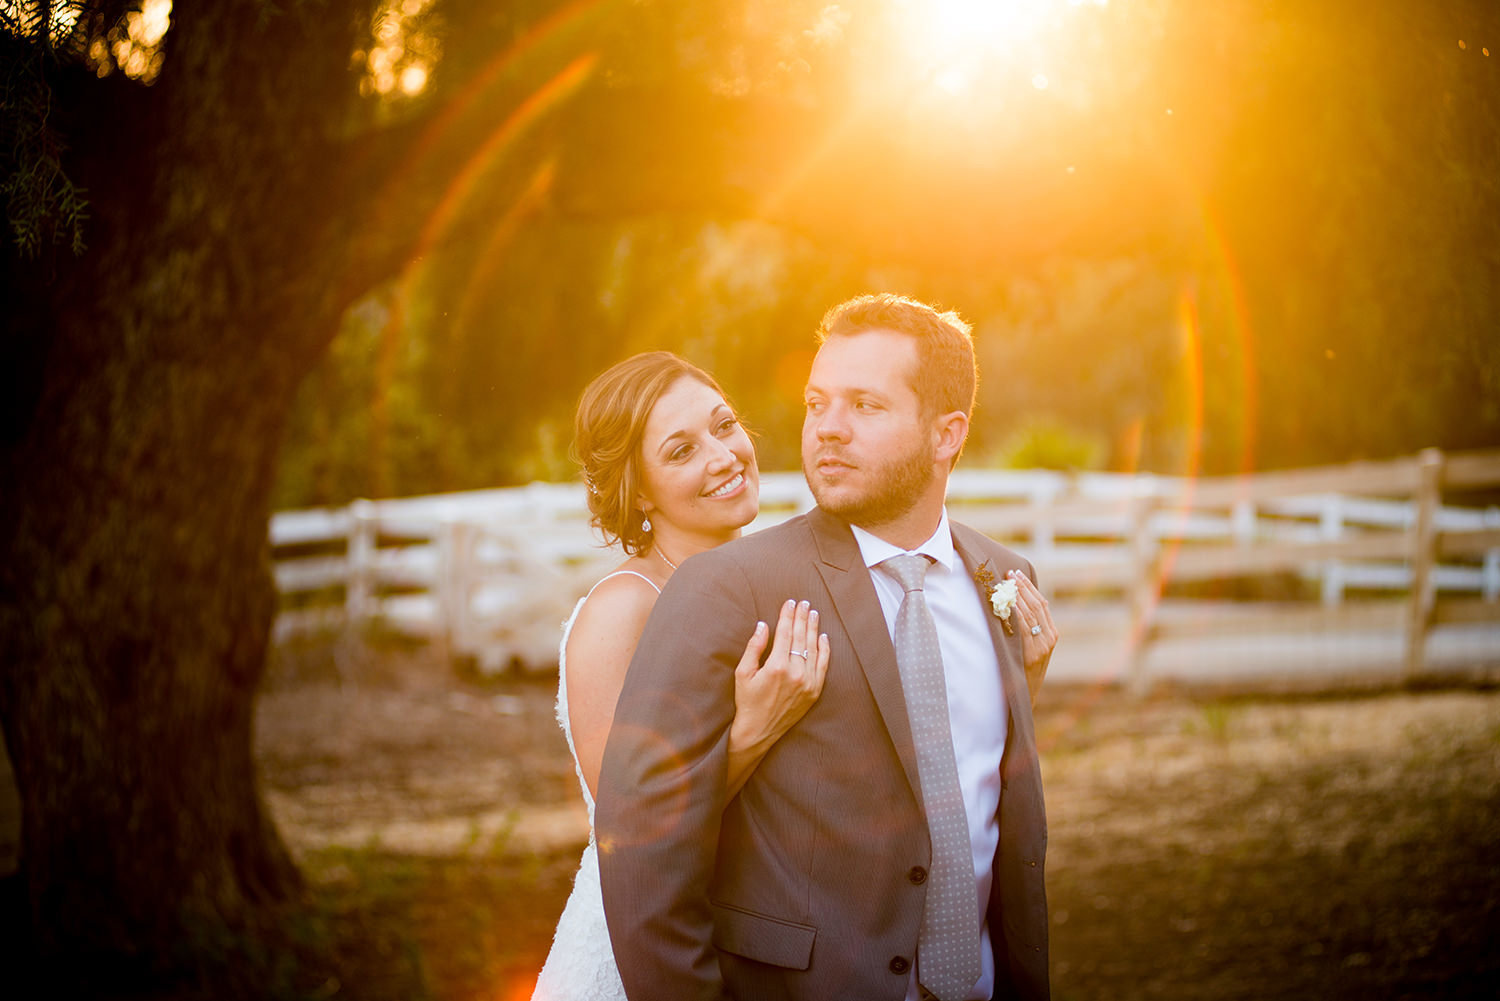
[531,571,659,1001]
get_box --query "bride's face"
[636,375,759,542]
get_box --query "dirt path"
[257,681,587,859]
[254,654,1500,1001]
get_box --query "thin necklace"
[656,546,678,572]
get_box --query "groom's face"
[801,329,938,527]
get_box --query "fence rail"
[271,447,1500,689]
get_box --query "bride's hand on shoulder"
[1008,569,1057,706]
[729,599,829,754]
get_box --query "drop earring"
[642,515,652,533]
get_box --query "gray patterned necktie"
[880,553,983,1001]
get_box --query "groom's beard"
[804,437,936,529]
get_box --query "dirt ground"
[255,642,1500,1001]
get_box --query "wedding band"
[1030,625,1042,636]
[790,650,808,659]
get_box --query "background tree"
[0,0,573,991]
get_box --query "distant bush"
[988,417,1107,472]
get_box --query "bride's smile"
[704,472,746,498]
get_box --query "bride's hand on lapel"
[725,599,830,795]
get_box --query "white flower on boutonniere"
[990,578,1020,624]
[973,560,1020,635]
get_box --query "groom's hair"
[816,293,977,421]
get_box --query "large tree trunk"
[0,278,306,981]
[0,0,602,976]
[0,2,369,991]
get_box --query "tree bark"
[0,286,304,976]
[0,2,370,990]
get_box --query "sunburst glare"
[890,0,1111,98]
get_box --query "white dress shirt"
[851,509,1007,1001]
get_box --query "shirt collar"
[849,508,958,575]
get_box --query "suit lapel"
[951,524,1037,752]
[807,507,923,799]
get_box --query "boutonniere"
[974,560,1019,635]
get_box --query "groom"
[596,293,1050,1001]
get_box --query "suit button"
[889,956,911,975]
[907,865,928,885]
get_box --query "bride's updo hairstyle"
[573,351,729,556]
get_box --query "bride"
[531,352,831,1000]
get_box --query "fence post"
[1231,498,1256,547]
[1320,495,1346,607]
[346,499,377,631]
[1032,507,1055,576]
[1126,494,1159,695]
[438,521,476,662]
[1403,449,1444,681]
[1484,507,1500,602]
[435,520,457,659]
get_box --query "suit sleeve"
[594,550,755,1001]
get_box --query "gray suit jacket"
[596,506,1049,1001]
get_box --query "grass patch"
[299,845,579,1001]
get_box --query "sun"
[925,0,1055,48]
[891,0,1110,96]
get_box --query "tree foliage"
[272,0,1500,509]
[1,54,89,257]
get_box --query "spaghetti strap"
[553,566,663,821]
[584,569,662,599]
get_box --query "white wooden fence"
[271,447,1500,689]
